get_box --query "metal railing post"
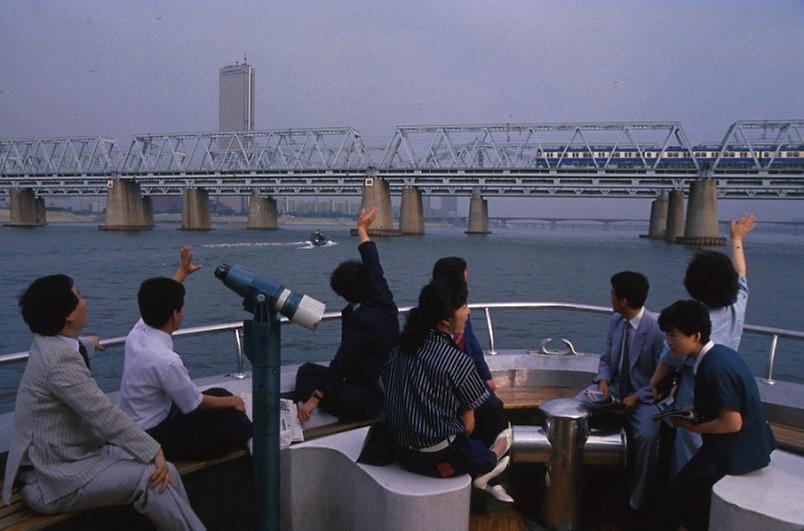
[763,334,778,385]
[230,327,247,379]
[484,307,497,355]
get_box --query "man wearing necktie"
[296,208,400,423]
[585,271,665,513]
[4,275,204,530]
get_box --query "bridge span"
[2,120,803,243]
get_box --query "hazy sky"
[1,0,803,219]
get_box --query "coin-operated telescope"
[215,264,326,531]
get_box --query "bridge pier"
[466,193,490,234]
[100,180,153,231]
[645,192,668,239]
[665,189,685,242]
[354,177,399,236]
[399,188,424,235]
[247,193,279,230]
[677,179,725,246]
[6,189,47,227]
[182,188,212,231]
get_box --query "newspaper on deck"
[239,392,305,448]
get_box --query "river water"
[1,220,802,413]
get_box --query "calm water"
[1,221,803,413]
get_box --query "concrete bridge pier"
[466,193,490,234]
[247,193,279,230]
[6,189,47,227]
[399,188,425,235]
[664,189,685,242]
[646,192,669,239]
[142,196,154,227]
[182,188,212,231]
[677,179,725,246]
[354,177,400,236]
[100,180,153,231]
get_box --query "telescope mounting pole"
[243,296,281,531]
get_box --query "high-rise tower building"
[219,61,255,133]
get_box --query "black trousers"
[471,392,507,448]
[147,387,253,461]
[294,362,383,422]
[662,449,725,531]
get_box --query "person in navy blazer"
[296,208,399,422]
[581,271,665,511]
[658,300,775,531]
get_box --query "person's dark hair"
[432,256,467,283]
[138,277,185,328]
[610,271,649,309]
[399,279,467,356]
[658,299,712,343]
[330,260,371,303]
[684,251,739,308]
[19,274,78,336]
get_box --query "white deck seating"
[709,449,804,530]
[279,426,472,531]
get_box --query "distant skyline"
[1,0,803,220]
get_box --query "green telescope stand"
[242,302,281,531]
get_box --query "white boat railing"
[1,302,802,385]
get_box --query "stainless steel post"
[540,399,590,531]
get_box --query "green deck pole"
[243,303,281,531]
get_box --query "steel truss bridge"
[1,120,802,200]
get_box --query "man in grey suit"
[3,274,204,530]
[579,271,665,512]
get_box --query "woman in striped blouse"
[382,279,513,502]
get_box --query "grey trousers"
[20,460,205,531]
[577,385,661,510]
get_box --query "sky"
[1,0,803,219]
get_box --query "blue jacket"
[318,241,399,393]
[596,310,664,403]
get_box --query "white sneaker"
[473,455,510,490]
[483,484,514,503]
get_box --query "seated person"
[650,213,756,479]
[296,208,399,423]
[119,247,253,461]
[382,279,513,503]
[4,275,203,530]
[658,300,775,531]
[578,271,664,510]
[432,256,507,449]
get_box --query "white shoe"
[493,423,513,460]
[473,455,510,490]
[483,484,514,503]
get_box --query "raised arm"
[357,207,377,244]
[730,213,756,278]
[173,246,203,284]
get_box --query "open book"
[652,408,704,424]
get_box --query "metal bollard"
[511,399,627,531]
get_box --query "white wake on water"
[201,240,337,250]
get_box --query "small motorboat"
[310,230,329,246]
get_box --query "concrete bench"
[709,449,804,531]
[280,426,471,531]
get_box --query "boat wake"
[201,241,313,249]
[299,240,338,250]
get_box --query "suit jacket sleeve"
[45,344,160,463]
[358,241,396,310]
[463,318,492,381]
[597,317,616,383]
[636,319,666,402]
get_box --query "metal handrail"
[1,302,802,386]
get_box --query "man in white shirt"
[119,247,252,461]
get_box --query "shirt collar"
[625,307,644,330]
[693,340,716,375]
[136,319,174,350]
[58,335,80,352]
